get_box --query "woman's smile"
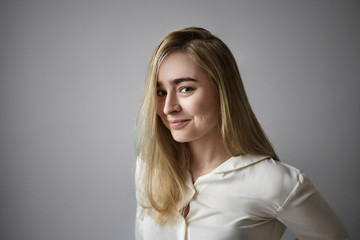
[167,119,191,129]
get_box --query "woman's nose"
[163,93,181,115]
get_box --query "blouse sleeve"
[276,172,349,240]
[135,157,145,240]
[135,204,144,240]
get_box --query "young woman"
[135,27,348,240]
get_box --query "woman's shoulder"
[248,157,306,187]
[251,158,303,181]
[234,156,313,202]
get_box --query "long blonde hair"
[136,27,278,224]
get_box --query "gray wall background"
[1,0,359,239]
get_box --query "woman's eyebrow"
[157,77,197,86]
[173,77,197,85]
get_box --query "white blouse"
[135,155,348,240]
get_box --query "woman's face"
[156,51,220,143]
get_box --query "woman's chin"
[170,133,193,143]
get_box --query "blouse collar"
[180,154,270,210]
[212,154,270,174]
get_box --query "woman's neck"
[188,131,231,183]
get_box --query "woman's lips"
[168,119,191,129]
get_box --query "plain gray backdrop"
[1,0,359,239]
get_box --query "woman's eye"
[180,87,193,93]
[157,90,166,96]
